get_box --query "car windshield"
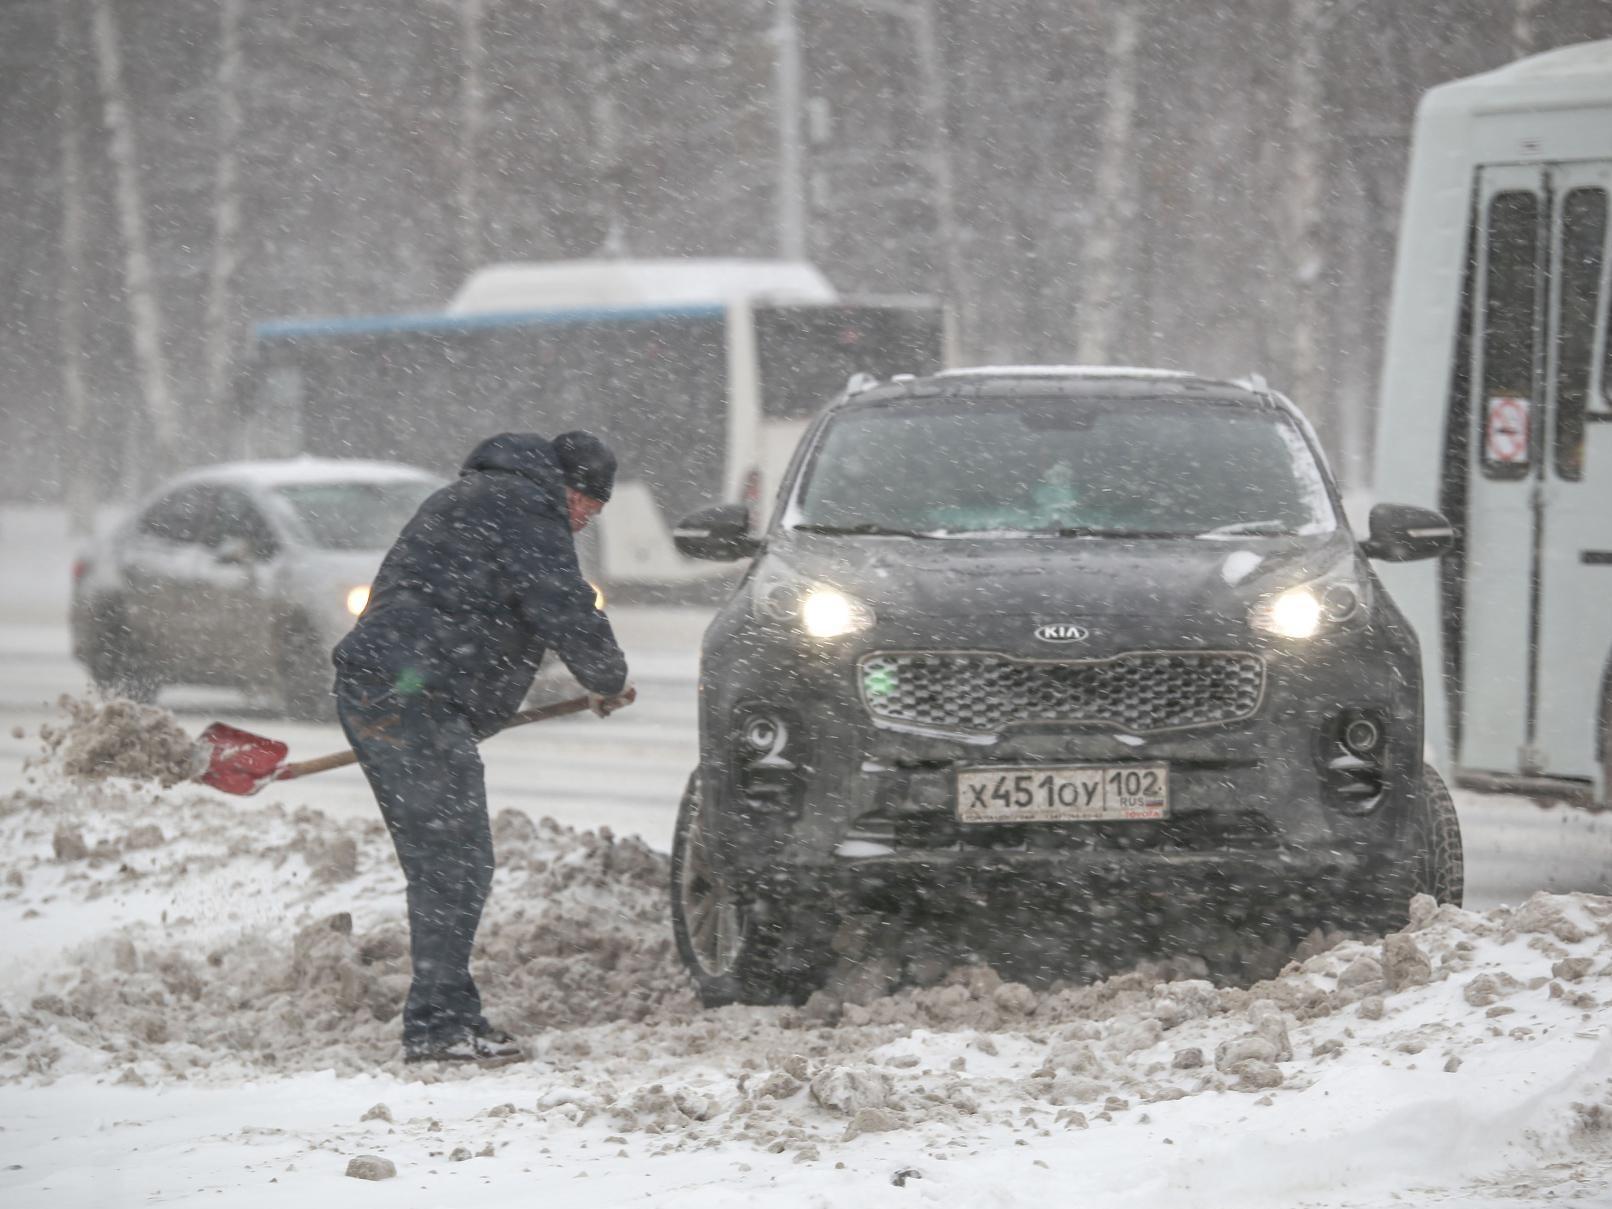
[793,396,1337,538]
[272,479,439,550]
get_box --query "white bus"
[1374,40,1612,809]
[236,259,950,588]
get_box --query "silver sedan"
[70,458,443,718]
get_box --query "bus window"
[1554,188,1607,481]
[266,312,731,535]
[756,305,945,420]
[1479,190,1540,480]
[563,317,729,531]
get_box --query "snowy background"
[4,0,1612,508]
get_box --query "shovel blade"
[196,721,288,796]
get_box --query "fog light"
[1343,716,1382,755]
[743,714,785,754]
[1321,582,1361,623]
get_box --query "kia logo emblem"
[1035,623,1090,642]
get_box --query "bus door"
[1460,165,1548,776]
[1535,160,1612,792]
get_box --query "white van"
[1374,40,1612,808]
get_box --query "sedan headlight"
[752,564,875,639]
[1250,561,1367,640]
[345,585,371,617]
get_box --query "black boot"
[404,1026,524,1067]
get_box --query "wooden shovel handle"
[273,695,596,784]
[277,748,362,780]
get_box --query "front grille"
[859,650,1266,736]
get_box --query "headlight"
[345,585,371,617]
[1261,586,1323,639]
[752,563,875,639]
[589,581,606,611]
[1250,559,1367,640]
[801,588,868,638]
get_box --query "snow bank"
[0,784,694,1082]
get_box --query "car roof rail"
[844,372,882,396]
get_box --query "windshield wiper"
[791,522,935,538]
[1036,526,1195,539]
[1198,520,1292,537]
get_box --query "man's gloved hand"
[588,684,637,717]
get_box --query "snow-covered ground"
[3,505,1612,1207]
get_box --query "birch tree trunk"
[1512,0,1542,57]
[57,0,94,535]
[910,0,965,355]
[1286,0,1328,465]
[203,0,244,430]
[1075,2,1138,365]
[773,0,806,260]
[90,0,177,480]
[585,3,628,256]
[458,0,485,271]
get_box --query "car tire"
[1600,673,1611,810]
[670,773,832,1008]
[1408,764,1464,908]
[1344,764,1463,936]
[85,602,163,704]
[276,618,335,722]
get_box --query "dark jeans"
[337,680,494,1048]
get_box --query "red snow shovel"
[194,694,601,796]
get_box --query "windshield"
[793,396,1337,537]
[272,478,439,550]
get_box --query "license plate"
[956,764,1169,823]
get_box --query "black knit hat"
[552,430,617,503]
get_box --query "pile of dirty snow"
[0,778,695,1082]
[28,693,200,787]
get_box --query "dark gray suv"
[670,367,1462,1006]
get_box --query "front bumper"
[762,845,1365,913]
[697,602,1424,904]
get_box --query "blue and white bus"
[234,259,950,588]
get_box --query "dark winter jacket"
[332,433,627,736]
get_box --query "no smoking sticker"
[1484,395,1530,465]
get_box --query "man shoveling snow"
[332,431,635,1066]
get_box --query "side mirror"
[1360,503,1454,562]
[213,536,254,565]
[674,504,760,561]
